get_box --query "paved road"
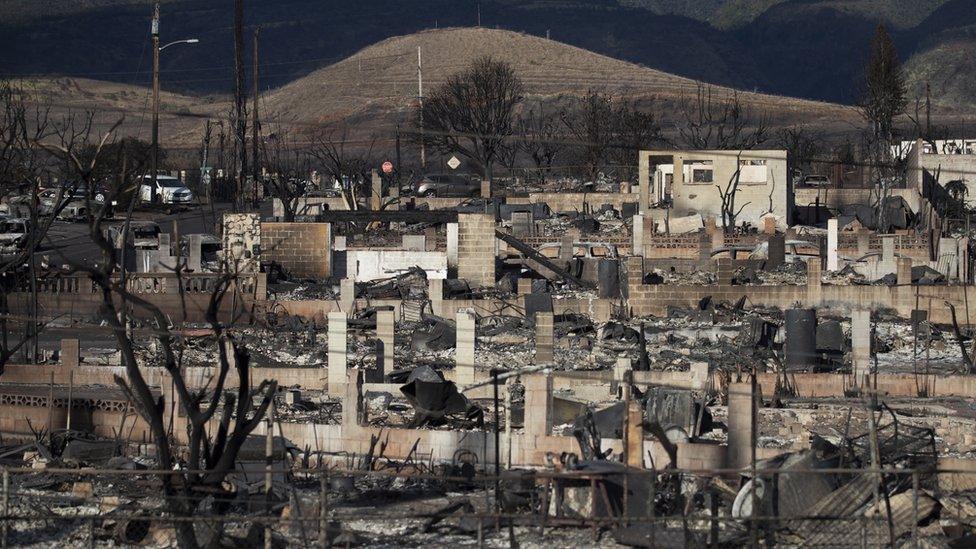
[35,202,237,268]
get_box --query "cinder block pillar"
[187,234,203,272]
[694,232,709,261]
[638,152,650,215]
[806,257,822,306]
[826,218,839,271]
[61,339,80,368]
[632,214,645,257]
[327,312,348,395]
[625,399,644,468]
[523,372,552,437]
[897,257,913,285]
[446,223,459,270]
[806,257,821,287]
[625,255,644,297]
[342,370,363,429]
[517,278,533,295]
[560,234,574,262]
[711,221,724,251]
[960,237,970,282]
[511,211,533,237]
[727,382,756,469]
[376,307,395,377]
[340,277,355,315]
[428,278,443,317]
[455,310,476,386]
[852,309,871,382]
[535,311,554,364]
[457,213,496,288]
[481,179,491,198]
[371,169,382,210]
[716,258,734,285]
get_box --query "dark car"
[412,174,480,197]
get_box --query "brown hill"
[262,27,856,133]
[16,28,865,147]
[13,77,219,147]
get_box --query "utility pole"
[252,27,261,208]
[395,123,402,187]
[151,3,160,203]
[477,2,481,26]
[417,46,426,170]
[925,81,931,141]
[201,119,212,205]
[233,0,247,212]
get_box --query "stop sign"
[381,161,394,174]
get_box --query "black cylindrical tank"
[784,308,817,370]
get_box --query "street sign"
[447,156,461,170]
[381,161,394,174]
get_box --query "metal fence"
[0,465,972,547]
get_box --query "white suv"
[140,175,194,204]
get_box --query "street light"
[150,2,198,202]
[159,38,199,52]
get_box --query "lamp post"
[150,3,198,202]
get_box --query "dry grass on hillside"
[263,27,855,129]
[13,28,863,146]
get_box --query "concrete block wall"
[727,382,755,470]
[455,310,476,386]
[327,312,347,394]
[376,308,395,377]
[535,312,554,364]
[261,222,332,278]
[222,213,261,272]
[457,213,496,288]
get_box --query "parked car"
[139,175,194,204]
[0,217,32,255]
[38,186,108,221]
[799,175,831,188]
[412,174,480,197]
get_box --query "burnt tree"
[417,56,523,181]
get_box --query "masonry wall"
[457,213,497,287]
[794,187,922,213]
[261,222,332,279]
[920,154,976,206]
[8,273,265,323]
[507,192,638,212]
[638,149,788,228]
[626,275,976,324]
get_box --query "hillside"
[8,28,864,150]
[262,27,855,137]
[12,77,219,146]
[4,0,976,105]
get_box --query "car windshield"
[0,221,26,233]
[158,179,184,188]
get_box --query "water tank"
[784,308,817,370]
